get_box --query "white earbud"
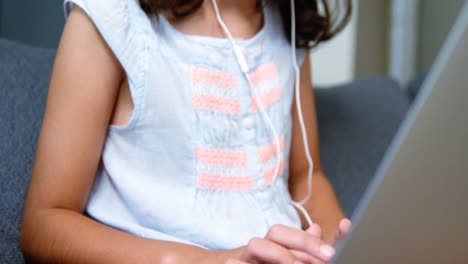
[211,0,249,73]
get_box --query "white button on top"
[243,116,255,129]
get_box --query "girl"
[20,0,352,263]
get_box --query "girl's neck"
[164,0,263,40]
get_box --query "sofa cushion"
[0,38,55,263]
[315,78,410,216]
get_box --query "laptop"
[333,2,468,263]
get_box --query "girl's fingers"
[225,259,249,264]
[338,219,352,237]
[334,218,352,243]
[265,225,335,262]
[305,223,322,238]
[289,249,324,264]
[242,237,298,264]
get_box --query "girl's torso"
[65,0,306,250]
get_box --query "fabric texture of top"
[64,0,306,250]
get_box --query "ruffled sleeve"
[64,0,156,130]
[67,0,156,95]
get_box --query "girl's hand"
[226,224,336,264]
[333,218,352,244]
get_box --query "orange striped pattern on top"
[263,159,285,184]
[192,94,240,115]
[191,66,239,89]
[197,147,248,167]
[196,172,253,191]
[251,84,283,112]
[257,135,285,163]
[248,63,279,87]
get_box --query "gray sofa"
[0,38,411,263]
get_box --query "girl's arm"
[18,6,225,263]
[288,53,347,243]
[20,6,333,264]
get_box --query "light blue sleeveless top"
[64,0,306,250]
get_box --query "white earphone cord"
[211,0,282,184]
[211,0,314,228]
[289,0,314,227]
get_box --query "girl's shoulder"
[64,0,153,32]
[64,0,156,89]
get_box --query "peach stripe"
[257,135,285,163]
[249,63,279,87]
[197,147,248,167]
[197,172,253,191]
[191,66,238,89]
[192,94,240,114]
[251,84,283,112]
[263,159,285,184]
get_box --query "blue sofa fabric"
[1,39,55,263]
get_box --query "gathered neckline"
[156,4,271,48]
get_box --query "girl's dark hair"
[139,0,352,48]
